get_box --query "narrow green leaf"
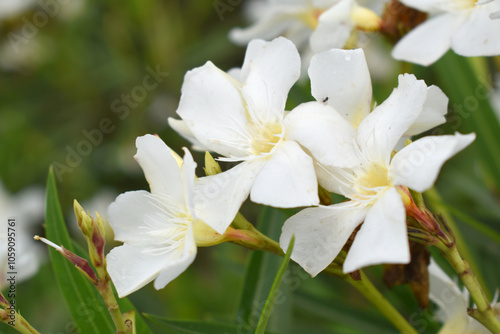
[45,167,153,333]
[433,52,500,192]
[436,200,500,245]
[255,235,295,334]
[236,207,291,332]
[45,167,115,333]
[143,315,279,334]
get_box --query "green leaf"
[433,52,500,193]
[142,315,279,334]
[255,235,295,334]
[236,207,292,333]
[44,167,153,333]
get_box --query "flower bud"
[74,199,92,237]
[203,151,222,176]
[351,5,381,32]
[34,236,98,284]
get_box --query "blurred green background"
[1,0,499,333]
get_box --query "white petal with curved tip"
[193,159,266,234]
[135,134,184,200]
[107,241,192,298]
[176,62,250,158]
[309,0,354,53]
[240,38,300,124]
[107,191,185,247]
[357,74,428,164]
[280,203,367,277]
[343,187,409,273]
[452,4,500,57]
[405,85,448,137]
[309,48,372,127]
[390,133,475,192]
[154,224,197,290]
[168,118,210,152]
[392,13,463,66]
[250,140,319,208]
[285,101,359,168]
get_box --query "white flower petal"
[107,191,182,245]
[390,132,475,192]
[176,62,250,158]
[428,259,469,323]
[309,0,354,53]
[135,134,184,200]
[154,225,197,290]
[240,38,300,123]
[250,140,319,208]
[107,234,196,298]
[280,203,367,277]
[193,160,266,234]
[451,4,500,56]
[229,7,306,46]
[343,187,409,273]
[399,0,455,13]
[405,85,449,137]
[309,48,372,127]
[181,148,197,217]
[285,101,359,167]
[357,74,428,164]
[392,13,463,66]
[107,244,166,297]
[314,162,356,196]
[168,118,210,151]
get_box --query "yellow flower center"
[250,122,283,156]
[353,163,391,200]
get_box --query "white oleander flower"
[0,182,44,289]
[170,37,352,234]
[0,0,35,21]
[392,0,500,66]
[106,135,224,297]
[229,0,380,55]
[428,259,500,333]
[280,49,475,275]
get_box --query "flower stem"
[343,271,418,334]
[437,243,500,333]
[0,310,40,334]
[97,275,133,334]
[424,187,491,299]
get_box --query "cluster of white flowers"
[106,37,475,297]
[230,0,500,67]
